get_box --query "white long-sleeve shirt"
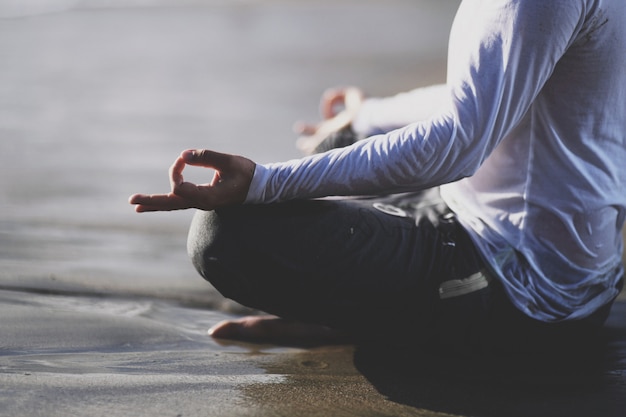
[245,0,626,322]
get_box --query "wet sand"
[2,287,625,417]
[1,1,625,416]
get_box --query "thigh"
[188,190,484,340]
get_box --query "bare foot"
[208,315,350,346]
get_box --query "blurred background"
[0,0,506,310]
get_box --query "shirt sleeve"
[245,0,586,205]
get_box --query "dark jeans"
[187,189,617,353]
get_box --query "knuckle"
[195,149,210,161]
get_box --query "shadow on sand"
[353,300,626,417]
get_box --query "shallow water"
[0,0,458,305]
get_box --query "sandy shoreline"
[0,288,432,417]
[1,288,625,417]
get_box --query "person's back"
[442,0,626,322]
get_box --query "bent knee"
[187,209,245,297]
[187,210,229,277]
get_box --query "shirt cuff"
[244,163,272,204]
[351,99,379,137]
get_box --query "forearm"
[245,114,477,204]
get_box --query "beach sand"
[1,1,625,416]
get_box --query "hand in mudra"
[129,149,256,212]
[294,86,364,154]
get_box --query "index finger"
[320,89,347,119]
[181,149,233,171]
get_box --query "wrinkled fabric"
[245,0,626,322]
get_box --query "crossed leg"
[187,191,484,346]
